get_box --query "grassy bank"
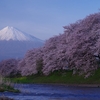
[0,84,19,92]
[9,68,100,85]
[0,75,20,93]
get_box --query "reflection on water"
[0,84,100,100]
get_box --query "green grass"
[9,68,100,84]
[0,84,20,93]
[0,75,20,93]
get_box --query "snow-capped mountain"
[0,26,44,60]
[0,26,42,42]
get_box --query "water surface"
[0,84,100,100]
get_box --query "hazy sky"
[0,0,100,40]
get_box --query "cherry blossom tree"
[18,47,43,76]
[0,59,19,77]
[42,34,68,75]
[64,12,100,77]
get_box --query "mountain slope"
[0,26,44,60]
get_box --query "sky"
[0,0,100,40]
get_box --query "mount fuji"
[0,26,44,60]
[0,26,43,41]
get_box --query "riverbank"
[37,83,100,88]
[0,75,20,93]
[0,84,20,93]
[8,69,100,87]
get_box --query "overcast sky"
[0,0,100,40]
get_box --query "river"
[0,84,100,100]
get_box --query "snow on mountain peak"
[0,26,41,41]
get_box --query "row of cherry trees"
[18,33,68,76]
[64,12,100,77]
[0,12,100,77]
